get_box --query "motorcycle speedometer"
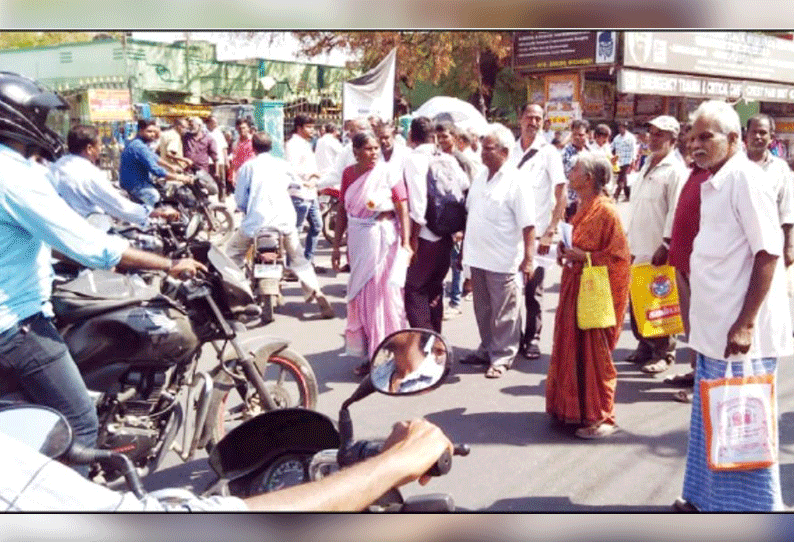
[262,455,308,493]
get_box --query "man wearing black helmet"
[0,72,205,474]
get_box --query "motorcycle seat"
[52,269,162,325]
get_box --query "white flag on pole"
[343,48,396,121]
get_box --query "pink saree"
[342,163,407,359]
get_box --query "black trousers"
[405,236,453,333]
[522,265,545,347]
[614,165,631,200]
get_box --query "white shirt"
[755,151,794,226]
[462,161,536,274]
[52,154,150,226]
[209,126,228,165]
[0,431,247,511]
[314,133,343,175]
[234,152,299,238]
[508,133,566,236]
[318,143,355,190]
[690,152,793,361]
[403,143,468,242]
[284,133,318,200]
[382,143,410,186]
[627,150,687,262]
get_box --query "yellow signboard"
[87,89,132,122]
[150,103,212,118]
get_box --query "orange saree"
[546,195,630,426]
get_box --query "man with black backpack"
[403,117,470,333]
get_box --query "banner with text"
[618,68,794,103]
[342,48,396,121]
[623,32,794,85]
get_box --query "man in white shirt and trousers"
[625,115,687,374]
[508,104,567,361]
[459,123,536,379]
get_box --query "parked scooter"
[0,241,318,482]
[204,329,469,511]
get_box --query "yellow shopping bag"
[577,253,616,330]
[630,264,685,338]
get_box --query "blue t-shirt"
[0,144,128,333]
[119,137,168,193]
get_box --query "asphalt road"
[143,199,794,511]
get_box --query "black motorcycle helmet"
[0,71,68,161]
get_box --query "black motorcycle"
[204,329,469,511]
[159,170,234,246]
[0,241,318,481]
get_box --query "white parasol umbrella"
[412,96,488,136]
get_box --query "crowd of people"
[2,65,794,511]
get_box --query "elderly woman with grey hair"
[546,150,631,438]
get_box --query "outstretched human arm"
[242,418,452,511]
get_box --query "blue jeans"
[0,313,98,476]
[292,196,322,262]
[449,242,463,307]
[128,183,161,209]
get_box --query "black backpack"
[424,152,468,236]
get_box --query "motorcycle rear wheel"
[208,348,318,447]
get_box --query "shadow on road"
[424,408,689,458]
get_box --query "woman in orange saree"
[546,151,631,439]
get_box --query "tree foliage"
[293,31,515,112]
[0,32,124,50]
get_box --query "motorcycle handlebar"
[347,440,469,478]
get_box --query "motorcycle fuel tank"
[63,301,200,390]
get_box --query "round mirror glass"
[370,329,451,395]
[0,405,73,458]
[185,213,202,240]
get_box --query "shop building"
[514,31,794,156]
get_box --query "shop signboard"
[583,80,613,119]
[545,73,580,103]
[623,32,794,85]
[615,94,634,120]
[87,89,132,122]
[546,101,581,132]
[149,103,212,118]
[618,68,794,103]
[514,32,615,71]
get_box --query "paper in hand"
[560,223,573,249]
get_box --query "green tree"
[293,31,517,115]
[0,32,124,50]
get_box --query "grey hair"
[483,123,515,152]
[573,150,613,191]
[689,100,741,137]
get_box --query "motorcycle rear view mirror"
[0,404,73,459]
[185,213,202,240]
[370,329,451,395]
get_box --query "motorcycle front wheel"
[206,204,234,245]
[207,348,319,448]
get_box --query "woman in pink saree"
[331,132,413,375]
